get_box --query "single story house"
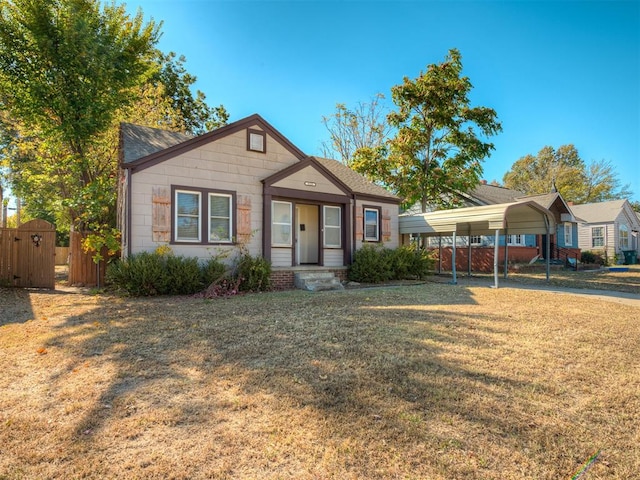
[118,114,401,288]
[570,199,640,264]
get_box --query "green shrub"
[349,244,434,283]
[165,255,202,295]
[235,252,271,292]
[201,257,227,286]
[391,244,434,280]
[106,250,271,297]
[348,244,394,283]
[106,251,169,296]
[581,250,606,265]
[107,252,227,296]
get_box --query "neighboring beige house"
[118,114,400,288]
[570,199,640,263]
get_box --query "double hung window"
[174,187,234,244]
[364,207,380,242]
[272,201,292,246]
[592,227,604,247]
[323,206,341,248]
[564,223,573,247]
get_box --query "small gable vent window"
[248,129,266,153]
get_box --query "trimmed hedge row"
[106,249,270,296]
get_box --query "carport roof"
[399,200,556,236]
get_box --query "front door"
[296,204,319,265]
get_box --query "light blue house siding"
[556,222,579,248]
[497,234,536,247]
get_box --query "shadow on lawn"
[44,284,549,468]
[0,287,36,326]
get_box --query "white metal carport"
[399,201,557,288]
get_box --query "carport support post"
[544,216,551,282]
[467,225,472,276]
[438,235,442,274]
[451,231,457,285]
[493,229,500,288]
[503,228,509,279]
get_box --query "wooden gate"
[68,231,110,287]
[0,219,56,289]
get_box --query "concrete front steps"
[294,271,344,292]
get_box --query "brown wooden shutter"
[382,208,391,242]
[152,187,171,242]
[355,206,363,240]
[237,195,252,244]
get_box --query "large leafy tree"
[0,0,228,253]
[0,0,160,232]
[503,145,632,203]
[320,94,391,165]
[352,49,502,211]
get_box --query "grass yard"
[1,280,639,479]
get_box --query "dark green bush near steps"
[348,244,434,283]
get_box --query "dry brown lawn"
[1,277,639,479]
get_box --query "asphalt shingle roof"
[469,184,523,205]
[120,123,191,163]
[312,157,399,200]
[119,124,398,202]
[569,199,629,223]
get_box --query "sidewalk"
[428,274,640,308]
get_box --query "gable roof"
[262,157,400,203]
[464,184,523,205]
[570,199,636,224]
[120,123,191,164]
[120,114,306,172]
[312,157,399,201]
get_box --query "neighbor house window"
[564,223,573,247]
[470,235,483,246]
[247,129,266,153]
[592,227,604,247]
[364,207,380,242]
[507,234,524,246]
[323,205,341,248]
[272,201,292,246]
[209,193,232,242]
[175,190,201,242]
[619,224,629,250]
[173,186,235,244]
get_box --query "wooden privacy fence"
[0,219,56,289]
[68,231,115,287]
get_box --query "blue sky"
[129,0,639,201]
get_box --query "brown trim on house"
[264,186,349,205]
[126,169,132,257]
[354,192,402,205]
[170,185,237,245]
[124,114,306,173]
[291,203,297,266]
[263,193,272,262]
[262,157,352,196]
[344,200,352,265]
[247,129,266,153]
